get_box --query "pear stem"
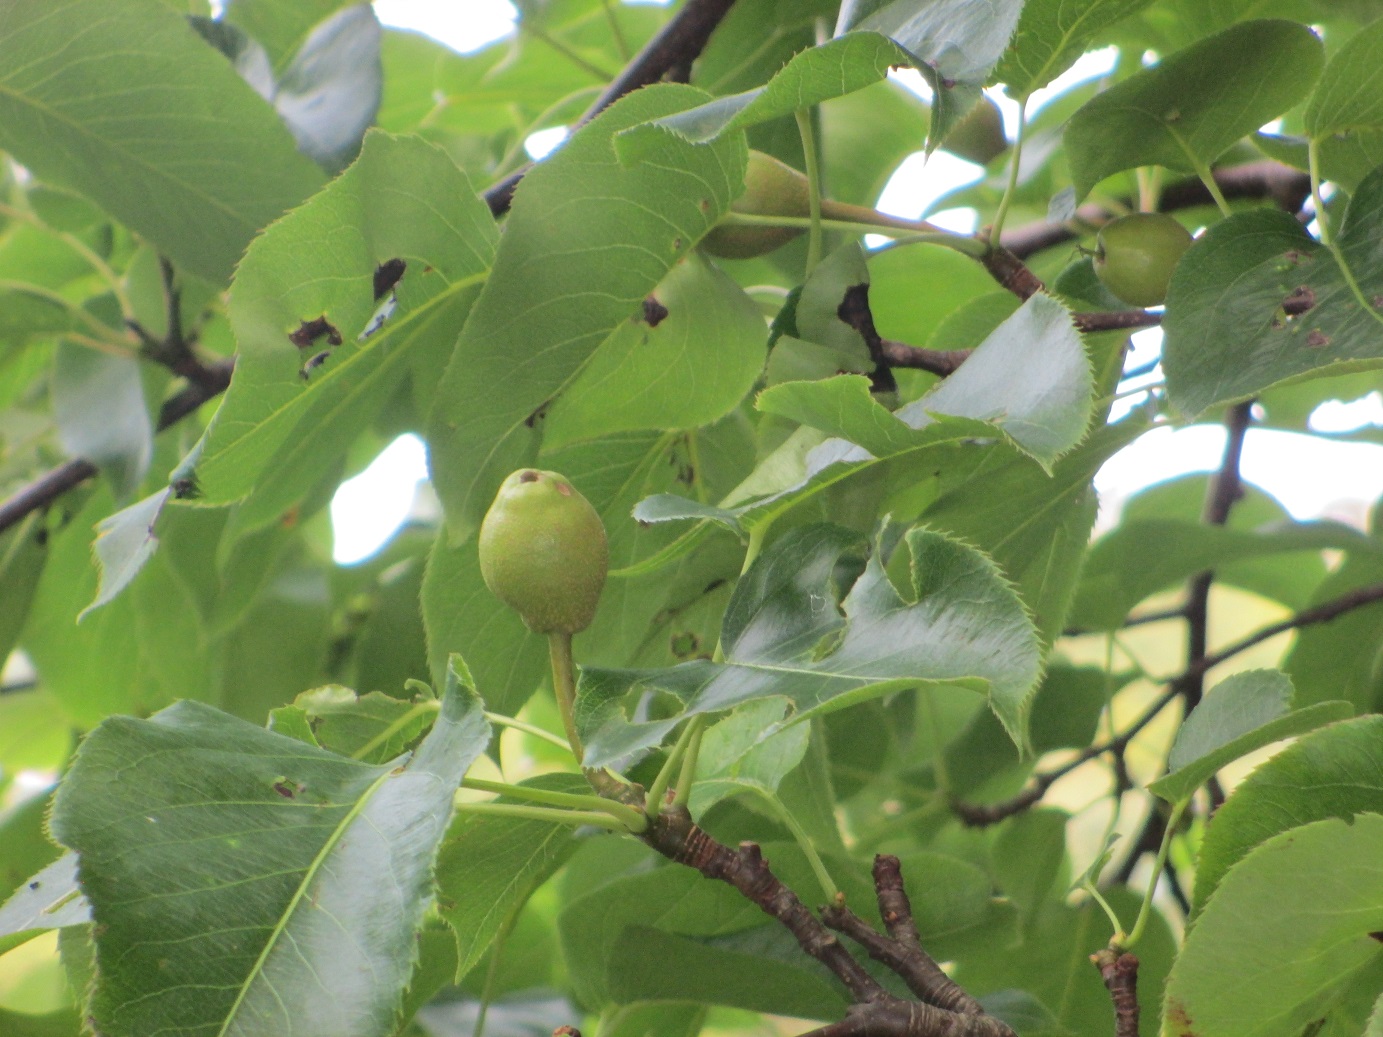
[548,631,583,763]
[795,107,824,277]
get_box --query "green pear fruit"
[478,469,608,634]
[1093,212,1193,307]
[701,150,814,259]
[943,97,1009,166]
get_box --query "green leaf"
[79,488,170,620]
[616,32,914,158]
[991,808,1069,929]
[51,345,151,500]
[0,0,323,283]
[842,0,1026,85]
[577,523,1041,767]
[225,0,359,69]
[196,130,496,524]
[1148,669,1352,803]
[1193,715,1383,914]
[1164,814,1383,1037]
[688,699,812,817]
[641,291,1093,539]
[48,658,491,1037]
[436,774,585,980]
[268,684,437,763]
[0,514,47,668]
[428,84,746,538]
[1253,129,1383,196]
[1304,16,1383,139]
[274,6,383,173]
[996,0,1157,100]
[0,854,89,957]
[0,1007,83,1037]
[1163,169,1383,416]
[1285,550,1383,713]
[1068,518,1377,631]
[1063,20,1323,198]
[543,255,766,449]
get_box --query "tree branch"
[1091,948,1140,1037]
[638,810,1016,1037]
[483,0,739,217]
[0,359,233,536]
[837,283,897,394]
[1000,161,1313,260]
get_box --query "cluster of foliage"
[2,1,1383,1035]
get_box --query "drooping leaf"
[615,32,915,159]
[427,84,747,538]
[576,523,1041,767]
[51,345,151,500]
[78,488,170,620]
[0,0,323,283]
[1063,20,1323,199]
[196,130,496,528]
[1147,669,1353,803]
[274,6,383,173]
[543,254,767,449]
[268,684,438,764]
[1193,715,1383,914]
[1165,814,1383,1037]
[996,0,1156,100]
[49,658,490,1037]
[1162,168,1383,416]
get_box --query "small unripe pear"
[478,469,608,634]
[1093,212,1192,307]
[701,151,813,259]
[943,97,1009,166]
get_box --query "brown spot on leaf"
[289,315,342,349]
[1370,931,1383,942]
[642,296,669,326]
[1306,329,1330,349]
[1283,285,1316,315]
[299,350,331,379]
[1165,999,1196,1036]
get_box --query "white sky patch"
[374,0,517,52]
[1310,392,1383,433]
[331,434,429,564]
[525,126,570,160]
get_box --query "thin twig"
[837,283,896,394]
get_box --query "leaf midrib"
[214,766,395,1037]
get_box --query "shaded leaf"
[1163,168,1383,416]
[427,84,746,538]
[1063,20,1323,199]
[0,514,48,668]
[1165,814,1383,1037]
[1304,16,1383,139]
[49,659,490,1037]
[1284,550,1383,713]
[577,523,1041,767]
[1148,669,1352,803]
[842,0,1026,85]
[268,684,437,764]
[51,345,151,500]
[1193,715,1383,914]
[1068,517,1377,630]
[0,0,323,282]
[79,488,170,620]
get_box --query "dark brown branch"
[1000,161,1313,260]
[822,857,986,1017]
[1074,309,1163,333]
[982,245,1046,299]
[1065,605,1187,638]
[640,805,888,1004]
[880,340,970,376]
[1091,949,1140,1037]
[483,0,739,217]
[0,359,233,536]
[837,283,897,394]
